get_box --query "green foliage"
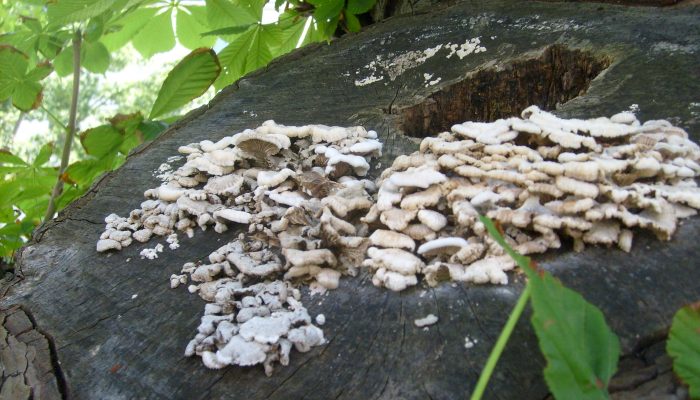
[150,48,221,119]
[667,302,700,398]
[0,45,52,111]
[476,216,620,400]
[0,0,378,262]
[0,143,55,257]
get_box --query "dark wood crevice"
[399,45,612,138]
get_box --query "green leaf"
[150,48,221,119]
[201,24,255,37]
[346,0,375,14]
[11,80,43,111]
[131,8,175,58]
[32,142,54,166]
[667,302,700,398]
[245,24,276,71]
[138,120,167,141]
[48,0,120,28]
[85,16,105,42]
[52,45,73,77]
[100,7,157,52]
[0,45,46,111]
[344,11,361,32]
[205,0,258,29]
[0,45,29,100]
[480,216,620,400]
[0,149,28,166]
[79,125,122,158]
[176,5,217,49]
[308,0,344,21]
[275,17,307,55]
[81,40,110,73]
[26,62,53,81]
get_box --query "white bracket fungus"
[96,110,700,375]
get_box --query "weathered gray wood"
[3,1,700,398]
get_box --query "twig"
[43,29,81,222]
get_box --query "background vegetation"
[0,0,376,261]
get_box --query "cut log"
[3,1,700,398]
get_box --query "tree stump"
[3,1,700,398]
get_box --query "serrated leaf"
[308,0,343,21]
[48,0,119,27]
[344,10,361,32]
[245,24,275,70]
[79,125,122,158]
[176,6,216,49]
[32,142,54,166]
[81,40,110,73]
[11,80,42,111]
[131,8,175,58]
[101,6,157,51]
[206,0,258,29]
[26,62,53,81]
[214,27,255,89]
[667,302,700,398]
[275,17,307,54]
[480,216,620,400]
[0,45,46,111]
[346,0,375,14]
[150,48,220,119]
[0,46,29,100]
[302,19,329,45]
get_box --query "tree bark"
[3,1,700,398]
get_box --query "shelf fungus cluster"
[96,121,382,374]
[96,108,700,374]
[365,106,700,290]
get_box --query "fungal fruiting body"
[96,121,381,374]
[366,105,700,290]
[96,110,700,374]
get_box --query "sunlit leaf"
[667,302,700,398]
[0,149,28,166]
[131,8,175,58]
[245,24,276,71]
[48,0,120,28]
[101,6,157,51]
[52,44,73,76]
[81,40,110,73]
[205,0,258,29]
[11,80,43,111]
[85,15,105,42]
[150,48,221,119]
[275,17,307,55]
[0,45,46,111]
[79,125,122,158]
[32,142,54,166]
[176,5,217,49]
[346,0,375,14]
